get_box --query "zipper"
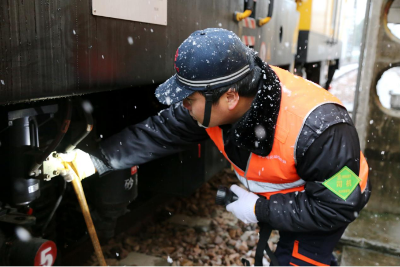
[243,154,252,191]
[222,129,252,191]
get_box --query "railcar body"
[295,0,345,88]
[0,0,299,104]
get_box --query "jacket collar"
[224,62,281,156]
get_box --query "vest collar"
[224,62,281,157]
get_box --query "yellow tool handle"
[69,167,107,266]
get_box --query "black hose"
[267,0,274,18]
[40,99,94,234]
[41,179,67,237]
[245,0,254,11]
[65,99,94,152]
[38,114,55,128]
[0,125,10,135]
[41,100,93,235]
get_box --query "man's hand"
[58,149,96,181]
[226,185,259,224]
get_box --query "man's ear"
[225,88,240,110]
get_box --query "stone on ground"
[340,246,400,266]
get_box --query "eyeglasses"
[183,98,193,106]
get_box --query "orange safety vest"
[206,66,369,199]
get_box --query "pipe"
[41,180,67,236]
[66,164,106,266]
[234,0,254,22]
[65,100,94,153]
[353,0,372,125]
[258,17,271,26]
[236,9,252,21]
[257,0,274,27]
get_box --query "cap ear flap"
[253,55,267,70]
[247,50,259,69]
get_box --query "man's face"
[183,92,207,126]
[182,90,242,128]
[182,92,223,128]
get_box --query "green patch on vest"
[323,166,361,200]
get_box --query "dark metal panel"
[0,0,272,104]
[0,0,245,104]
[8,0,23,101]
[0,1,12,101]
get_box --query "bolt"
[93,9,96,13]
[52,152,59,158]
[53,171,59,175]
[46,157,50,161]
[45,174,50,179]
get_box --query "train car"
[295,0,345,89]
[0,0,342,265]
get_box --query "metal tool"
[66,164,107,266]
[215,186,238,206]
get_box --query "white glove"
[58,149,96,181]
[226,185,259,224]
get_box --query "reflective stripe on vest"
[359,152,369,193]
[235,170,306,193]
[206,66,369,198]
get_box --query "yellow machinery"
[295,0,345,89]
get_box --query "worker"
[60,28,371,266]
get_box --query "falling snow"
[167,256,173,264]
[127,36,134,45]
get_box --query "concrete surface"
[119,252,169,266]
[342,210,400,255]
[340,246,400,266]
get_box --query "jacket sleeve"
[255,106,371,232]
[90,103,209,174]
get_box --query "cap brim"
[155,74,195,105]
